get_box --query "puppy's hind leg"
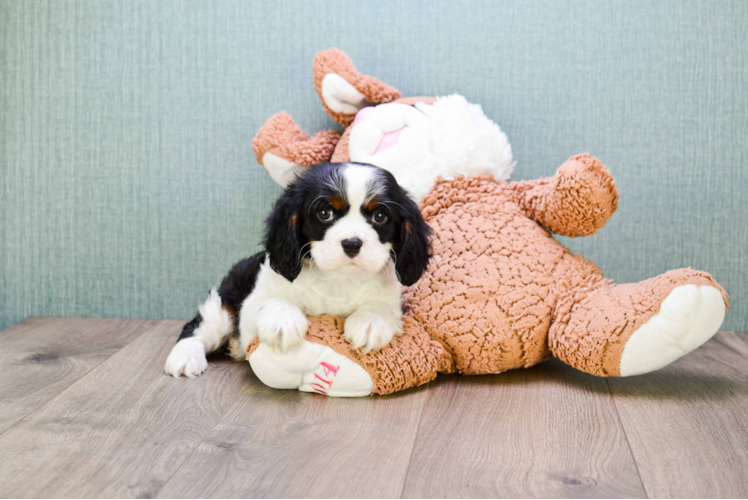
[226,335,246,362]
[164,289,236,378]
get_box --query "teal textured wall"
[1,0,746,331]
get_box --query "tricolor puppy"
[165,162,431,378]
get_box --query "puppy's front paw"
[256,299,309,353]
[164,338,209,378]
[344,309,399,353]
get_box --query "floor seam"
[398,382,431,499]
[605,378,650,499]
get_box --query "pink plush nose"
[374,128,403,154]
[353,107,404,154]
[354,106,376,124]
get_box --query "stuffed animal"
[246,48,728,397]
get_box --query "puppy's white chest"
[251,260,399,318]
[291,266,394,317]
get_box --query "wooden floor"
[0,318,746,498]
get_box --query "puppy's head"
[264,162,431,285]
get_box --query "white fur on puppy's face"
[309,165,392,274]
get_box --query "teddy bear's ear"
[313,48,402,127]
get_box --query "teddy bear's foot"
[248,340,373,397]
[618,284,725,376]
[550,265,728,377]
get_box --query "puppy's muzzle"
[342,238,363,258]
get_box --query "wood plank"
[156,378,430,498]
[401,359,646,498]
[608,331,748,498]
[0,319,252,499]
[0,317,148,434]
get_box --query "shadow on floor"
[419,356,746,403]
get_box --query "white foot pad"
[248,341,373,397]
[619,285,726,376]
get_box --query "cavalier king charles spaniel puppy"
[165,162,431,378]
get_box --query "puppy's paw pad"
[164,338,209,378]
[344,311,398,353]
[227,336,245,361]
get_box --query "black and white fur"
[165,162,431,378]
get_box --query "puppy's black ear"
[394,196,432,287]
[264,184,306,282]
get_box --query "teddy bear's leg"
[246,316,448,396]
[251,111,341,187]
[247,339,375,397]
[549,259,727,377]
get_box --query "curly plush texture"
[313,48,401,127]
[549,265,727,375]
[246,152,728,392]
[248,48,729,395]
[252,111,341,166]
[510,153,619,237]
[408,175,565,374]
[406,171,727,377]
[247,315,451,395]
[330,126,352,163]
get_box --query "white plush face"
[346,95,515,203]
[262,93,515,205]
[309,165,393,274]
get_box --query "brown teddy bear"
[245,49,728,397]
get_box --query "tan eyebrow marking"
[289,214,299,227]
[328,196,347,211]
[365,197,380,212]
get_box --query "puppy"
[165,162,431,378]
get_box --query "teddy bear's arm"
[252,111,342,186]
[507,154,619,237]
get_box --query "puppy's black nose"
[341,238,362,257]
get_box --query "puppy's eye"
[317,208,335,222]
[371,209,388,225]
